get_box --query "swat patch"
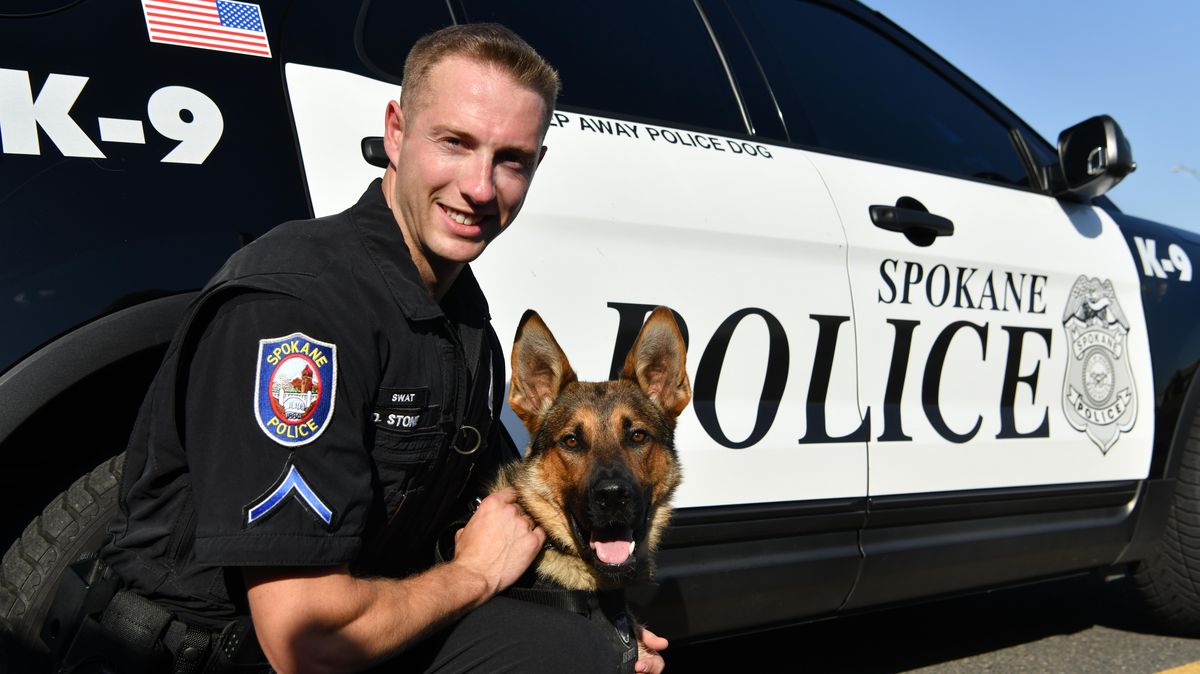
[255,332,337,447]
[1061,276,1137,454]
[244,458,334,528]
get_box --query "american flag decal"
[141,0,271,58]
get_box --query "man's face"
[385,56,548,273]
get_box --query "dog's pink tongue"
[590,528,634,565]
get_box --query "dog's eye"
[630,429,649,444]
[561,434,579,450]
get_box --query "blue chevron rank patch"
[244,459,334,528]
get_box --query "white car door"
[817,156,1154,494]
[730,0,1155,498]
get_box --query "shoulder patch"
[255,332,337,447]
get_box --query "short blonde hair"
[400,23,560,129]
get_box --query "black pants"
[383,596,625,674]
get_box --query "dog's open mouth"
[570,516,641,571]
[590,524,636,566]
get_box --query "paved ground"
[665,574,1200,672]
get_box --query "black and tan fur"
[495,306,689,596]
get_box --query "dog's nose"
[592,479,631,511]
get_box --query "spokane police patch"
[255,332,337,447]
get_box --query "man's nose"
[460,153,496,205]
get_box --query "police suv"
[3,0,1200,661]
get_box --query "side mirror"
[362,136,388,168]
[1054,115,1136,201]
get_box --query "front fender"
[1113,211,1200,479]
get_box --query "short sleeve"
[182,291,375,566]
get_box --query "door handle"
[869,199,954,240]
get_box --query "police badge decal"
[1061,276,1137,454]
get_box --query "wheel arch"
[0,293,195,549]
[0,293,195,450]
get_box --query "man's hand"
[636,626,668,673]
[451,487,545,602]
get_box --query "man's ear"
[383,99,405,168]
[509,310,577,431]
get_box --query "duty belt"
[43,555,269,674]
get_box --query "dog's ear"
[621,306,691,419]
[509,310,578,430]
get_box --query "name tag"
[374,386,438,433]
[376,387,429,408]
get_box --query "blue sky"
[864,0,1200,234]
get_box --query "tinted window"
[0,0,81,15]
[461,0,746,134]
[732,0,1029,185]
[356,0,455,82]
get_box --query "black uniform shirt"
[103,179,510,626]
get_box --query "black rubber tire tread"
[1133,410,1200,635]
[0,453,124,655]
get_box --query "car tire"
[1132,409,1200,636]
[0,454,123,662]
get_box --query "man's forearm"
[245,560,492,674]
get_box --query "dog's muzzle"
[578,470,648,569]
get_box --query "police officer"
[93,23,667,674]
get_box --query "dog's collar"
[504,586,606,615]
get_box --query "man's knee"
[421,596,623,673]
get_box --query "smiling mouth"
[440,204,482,226]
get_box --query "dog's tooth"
[629,541,636,555]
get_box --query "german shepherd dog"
[495,306,690,665]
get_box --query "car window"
[0,0,81,15]
[460,0,746,135]
[730,0,1031,187]
[355,0,456,81]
